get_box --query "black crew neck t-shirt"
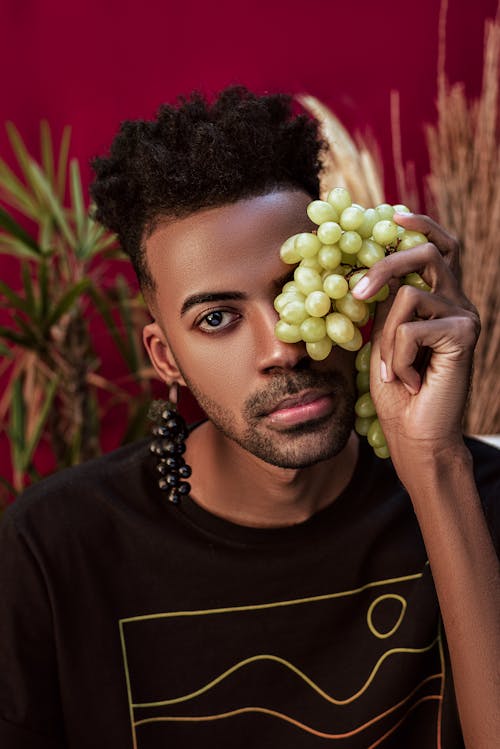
[0,435,498,748]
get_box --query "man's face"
[144,190,356,469]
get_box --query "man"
[0,87,498,749]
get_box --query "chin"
[239,414,355,470]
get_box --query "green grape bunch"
[274,187,429,459]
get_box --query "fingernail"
[352,276,370,298]
[404,382,419,395]
[380,360,388,382]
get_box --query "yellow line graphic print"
[120,566,442,747]
[133,681,441,741]
[131,639,439,709]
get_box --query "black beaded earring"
[149,383,192,504]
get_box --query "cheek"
[169,328,255,405]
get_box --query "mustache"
[244,370,350,419]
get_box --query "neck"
[185,423,359,528]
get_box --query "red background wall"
[0,0,497,483]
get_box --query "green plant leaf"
[38,259,49,321]
[28,162,76,248]
[56,126,71,201]
[0,160,39,218]
[116,275,140,372]
[0,341,12,357]
[45,278,90,329]
[12,315,42,348]
[9,377,26,471]
[22,377,58,471]
[5,123,39,196]
[87,286,131,366]
[70,159,85,247]
[0,207,41,255]
[0,280,32,318]
[40,120,55,189]
[21,263,36,316]
[0,235,43,260]
[0,325,34,348]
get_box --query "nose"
[254,302,308,373]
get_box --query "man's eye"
[197,309,239,332]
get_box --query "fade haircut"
[90,86,324,291]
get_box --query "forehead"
[145,190,313,311]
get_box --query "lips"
[265,390,330,415]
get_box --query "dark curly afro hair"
[90,86,325,291]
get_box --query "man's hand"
[352,213,480,466]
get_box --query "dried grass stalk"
[425,4,500,434]
[297,94,385,206]
[390,90,421,212]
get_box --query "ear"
[143,321,187,387]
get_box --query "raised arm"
[352,213,500,749]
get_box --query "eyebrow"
[179,269,296,317]
[180,291,246,317]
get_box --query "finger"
[393,212,460,275]
[376,284,477,384]
[389,315,478,395]
[351,243,470,309]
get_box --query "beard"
[180,367,355,470]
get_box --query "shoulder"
[2,438,155,538]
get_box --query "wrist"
[390,438,474,499]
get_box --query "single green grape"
[281,300,308,325]
[355,415,374,436]
[339,230,362,255]
[307,200,339,224]
[282,281,301,294]
[404,272,431,292]
[367,418,386,448]
[280,234,302,263]
[357,208,378,239]
[317,221,342,245]
[275,320,302,343]
[274,291,303,314]
[300,316,327,342]
[355,392,376,418]
[357,238,386,267]
[294,266,323,295]
[305,291,331,317]
[372,220,398,246]
[323,273,349,300]
[326,312,355,344]
[327,187,352,213]
[397,230,428,251]
[337,326,363,351]
[375,203,394,220]
[366,284,390,303]
[335,292,369,323]
[300,256,323,272]
[339,205,364,231]
[306,337,333,361]
[318,244,342,270]
[355,342,371,372]
[356,370,370,393]
[296,232,322,258]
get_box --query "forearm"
[398,444,500,749]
